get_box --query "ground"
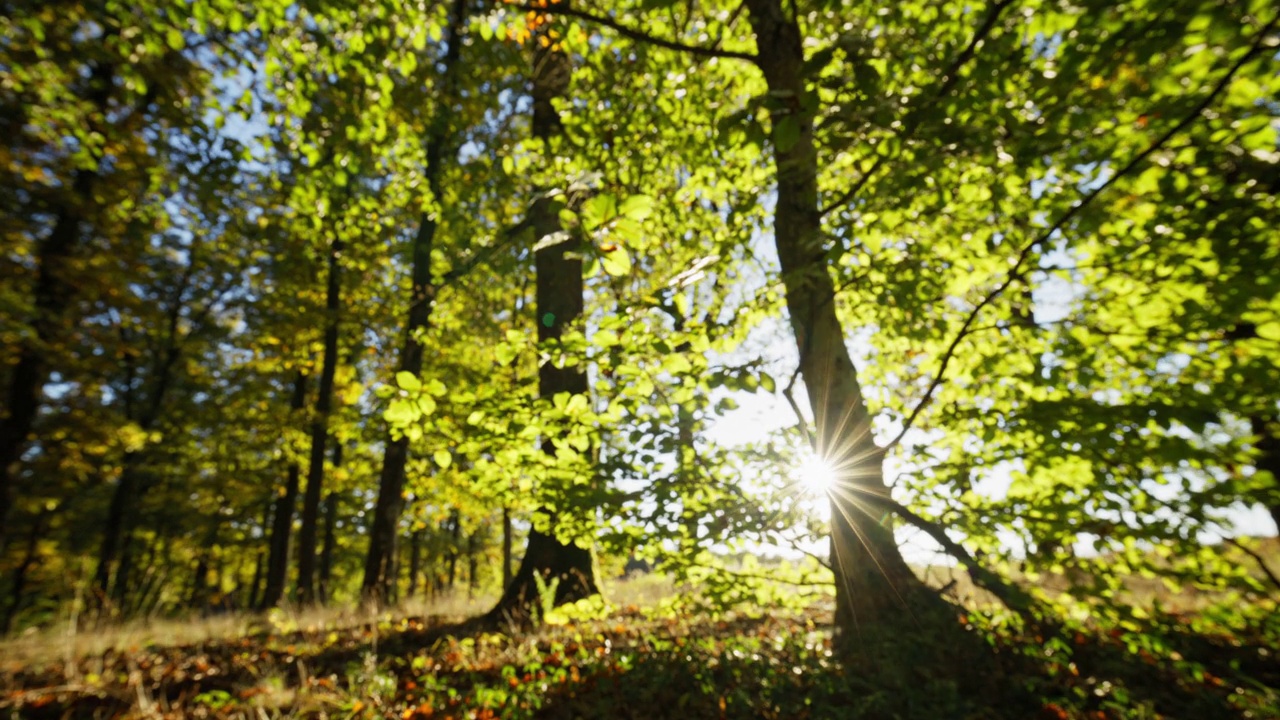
[2,571,1278,719]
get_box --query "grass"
[2,573,1278,719]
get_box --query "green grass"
[2,572,1277,720]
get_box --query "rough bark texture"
[260,373,308,609]
[362,0,468,603]
[488,32,601,621]
[297,241,342,605]
[743,0,950,636]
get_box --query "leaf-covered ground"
[3,594,1277,720]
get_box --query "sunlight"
[796,454,839,497]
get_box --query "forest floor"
[2,570,1278,720]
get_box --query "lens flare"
[796,454,838,496]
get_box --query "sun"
[796,454,839,496]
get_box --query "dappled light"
[3,0,1279,718]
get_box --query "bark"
[362,0,469,603]
[467,530,479,599]
[318,489,339,604]
[447,510,461,591]
[248,500,271,609]
[297,241,342,605]
[260,372,308,609]
[742,0,950,635]
[2,511,48,632]
[407,529,423,598]
[502,506,513,592]
[248,549,265,610]
[488,30,601,621]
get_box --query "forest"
[1,0,1279,717]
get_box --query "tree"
[362,0,471,602]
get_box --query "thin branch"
[821,0,1014,216]
[885,14,1280,452]
[506,2,757,61]
[782,377,817,450]
[1224,537,1280,594]
[857,490,1040,618]
[438,217,532,288]
[688,560,833,587]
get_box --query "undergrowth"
[2,589,1277,720]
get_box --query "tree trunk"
[406,529,422,599]
[447,510,460,591]
[297,241,342,605]
[260,372,308,609]
[318,489,339,604]
[2,511,48,632]
[363,0,469,604]
[248,500,271,609]
[467,530,479,600]
[0,48,114,544]
[742,0,949,637]
[502,507,513,592]
[93,462,140,607]
[488,30,601,621]
[94,270,192,603]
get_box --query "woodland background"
[2,0,1279,718]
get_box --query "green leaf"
[384,399,417,427]
[416,395,437,415]
[166,28,185,51]
[759,372,776,393]
[396,371,421,392]
[433,449,452,469]
[602,246,631,276]
[581,194,617,230]
[618,195,653,221]
[565,394,589,416]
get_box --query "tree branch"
[821,0,1014,217]
[506,2,757,61]
[884,13,1280,452]
[858,490,1040,619]
[1224,537,1280,594]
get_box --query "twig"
[821,0,1014,216]
[505,2,757,61]
[885,12,1280,452]
[1224,537,1280,594]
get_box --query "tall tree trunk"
[93,462,140,607]
[2,511,48,632]
[446,510,460,591]
[318,490,339,604]
[742,0,948,637]
[94,266,192,602]
[260,372,308,609]
[467,530,479,600]
[502,506,513,592]
[362,0,469,603]
[248,500,271,609]
[0,49,116,543]
[407,529,423,599]
[1250,415,1280,534]
[489,28,601,621]
[297,241,342,605]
